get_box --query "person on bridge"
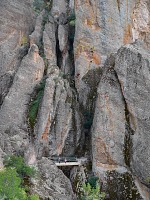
[58,157,60,163]
[65,158,67,163]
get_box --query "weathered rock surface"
[35,66,81,157]
[0,44,44,155]
[92,54,126,171]
[30,10,45,47]
[115,41,150,185]
[70,165,87,194]
[0,0,150,199]
[74,0,136,106]
[132,0,150,48]
[0,0,35,104]
[43,18,57,69]
[31,157,76,200]
[92,42,150,199]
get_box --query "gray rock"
[43,19,57,69]
[31,157,76,200]
[115,41,150,185]
[29,10,45,47]
[0,0,35,104]
[92,54,126,172]
[51,0,68,19]
[132,0,150,48]
[0,44,44,155]
[74,0,136,106]
[35,67,81,157]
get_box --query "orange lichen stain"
[74,41,91,60]
[41,115,51,142]
[96,161,119,170]
[108,18,113,23]
[33,51,38,63]
[123,24,132,44]
[84,18,101,31]
[93,52,101,65]
[95,137,116,165]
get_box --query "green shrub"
[1,156,39,200]
[21,35,28,47]
[4,155,36,179]
[33,0,52,12]
[33,0,45,12]
[0,168,27,200]
[69,20,75,26]
[68,10,76,26]
[78,182,105,200]
[146,177,150,183]
[88,176,99,189]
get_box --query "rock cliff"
[0,0,150,199]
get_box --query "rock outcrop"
[0,44,44,157]
[115,41,150,185]
[74,0,136,107]
[35,66,81,158]
[0,0,35,105]
[31,157,76,200]
[0,0,150,199]
[92,42,150,199]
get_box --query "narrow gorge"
[0,0,150,199]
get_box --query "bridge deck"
[52,157,87,166]
[55,161,81,166]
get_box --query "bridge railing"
[51,157,77,163]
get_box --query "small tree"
[0,168,27,200]
[1,156,39,200]
[79,182,105,200]
[4,155,36,179]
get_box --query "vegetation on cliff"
[0,156,39,200]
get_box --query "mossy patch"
[105,171,141,200]
[28,79,46,129]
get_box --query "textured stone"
[92,55,126,172]
[43,18,57,69]
[70,165,87,194]
[0,44,44,155]
[74,0,136,106]
[92,47,150,199]
[51,0,68,19]
[0,0,35,104]
[132,0,150,48]
[29,10,45,47]
[115,41,150,185]
[31,157,76,200]
[35,67,81,157]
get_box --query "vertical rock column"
[0,44,44,156]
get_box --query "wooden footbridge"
[51,157,87,167]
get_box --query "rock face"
[31,157,76,200]
[74,0,136,107]
[0,0,35,105]
[92,54,126,171]
[132,0,150,48]
[0,0,150,199]
[92,42,150,199]
[115,41,150,185]
[0,44,44,156]
[35,67,81,158]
